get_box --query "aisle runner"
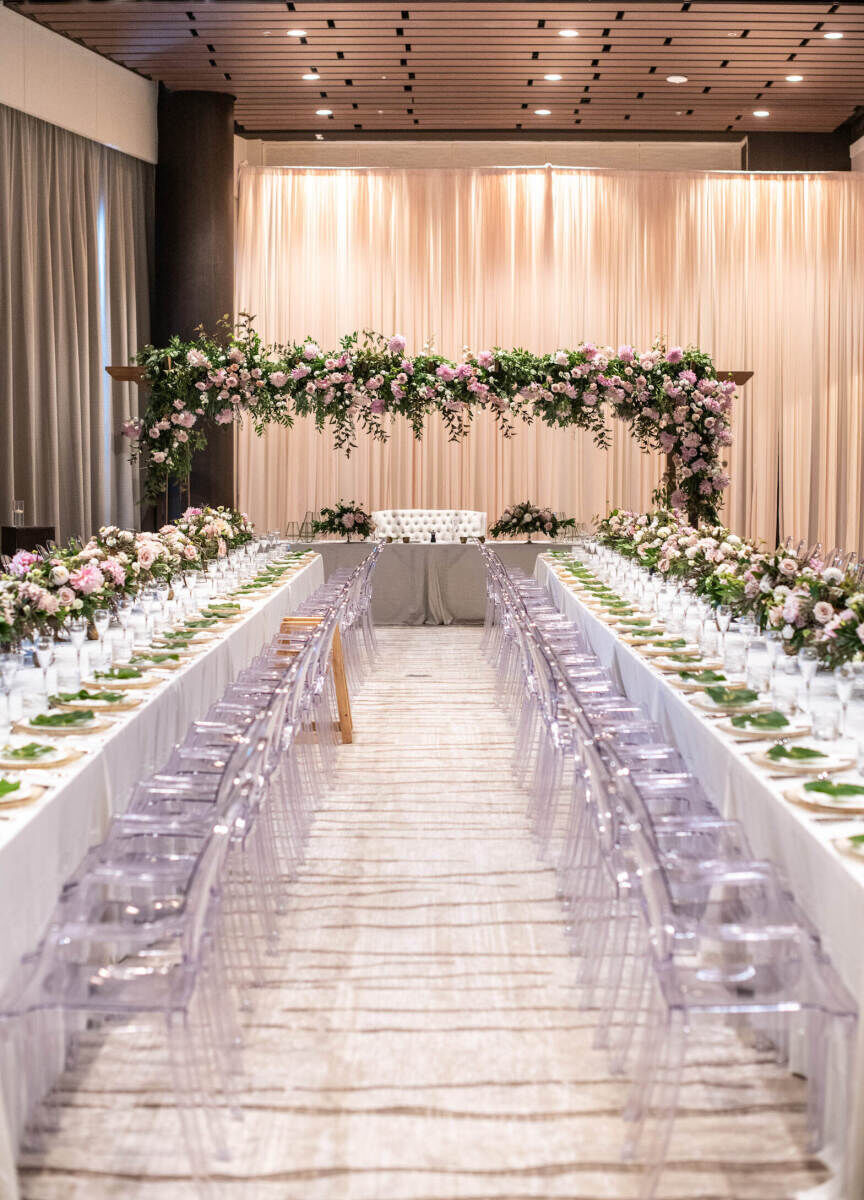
[21,629,826,1199]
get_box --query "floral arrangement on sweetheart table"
[311,501,374,541]
[490,502,577,542]
[122,317,735,525]
[0,505,254,647]
[595,508,864,667]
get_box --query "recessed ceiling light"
[666,74,688,84]
[824,31,843,39]
[544,73,563,81]
[377,108,384,114]
[753,109,770,118]
[558,29,579,38]
[314,133,324,141]
[302,72,320,80]
[287,28,307,37]
[316,108,332,116]
[785,74,803,82]
[534,108,552,115]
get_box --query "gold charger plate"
[638,642,701,660]
[689,692,771,718]
[54,695,142,714]
[750,748,854,776]
[82,674,160,691]
[0,746,84,771]
[0,783,46,810]
[784,785,864,816]
[715,716,810,742]
[14,717,113,737]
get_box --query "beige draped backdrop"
[235,164,864,549]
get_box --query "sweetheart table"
[295,541,573,624]
[536,552,864,1199]
[0,552,324,1200]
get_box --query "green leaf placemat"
[2,742,54,761]
[804,780,864,798]
[30,709,95,728]
[679,669,727,684]
[766,744,826,762]
[49,689,125,705]
[731,711,789,730]
[132,652,180,665]
[705,686,759,707]
[95,666,143,680]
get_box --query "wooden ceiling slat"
[11,0,862,133]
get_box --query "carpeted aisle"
[20,627,828,1199]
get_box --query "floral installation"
[122,321,735,524]
[0,506,254,647]
[596,508,864,667]
[490,502,577,541]
[311,501,374,541]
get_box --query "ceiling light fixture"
[785,74,803,81]
[824,31,843,39]
[287,28,307,37]
[302,72,320,80]
[534,108,551,115]
[315,133,324,141]
[666,74,688,84]
[544,73,563,81]
[316,108,332,116]
[558,29,579,38]
[753,109,770,117]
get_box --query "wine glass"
[0,652,18,724]
[34,634,54,700]
[763,630,783,692]
[715,604,733,657]
[92,608,110,667]
[67,617,88,684]
[834,662,856,737]
[797,646,820,714]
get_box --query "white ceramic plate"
[0,780,43,808]
[750,748,854,776]
[82,672,160,690]
[784,783,864,815]
[0,742,81,770]
[652,654,717,673]
[716,715,811,742]
[690,691,771,717]
[15,715,111,737]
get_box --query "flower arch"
[123,317,735,525]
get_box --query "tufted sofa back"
[372,509,487,542]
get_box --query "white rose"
[49,565,69,586]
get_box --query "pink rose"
[69,563,105,595]
[812,601,835,625]
[137,546,156,570]
[174,430,189,443]
[56,586,75,607]
[151,451,167,463]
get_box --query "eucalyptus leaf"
[731,711,789,730]
[705,686,759,707]
[766,744,826,762]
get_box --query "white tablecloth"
[0,553,324,1200]
[536,554,864,1199]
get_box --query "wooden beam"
[105,365,147,384]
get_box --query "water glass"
[797,646,820,713]
[67,617,88,684]
[0,652,18,722]
[812,702,840,744]
[34,635,54,699]
[834,663,856,736]
[92,608,110,667]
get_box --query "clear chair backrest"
[181,808,236,963]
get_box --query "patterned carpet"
[19,627,829,1199]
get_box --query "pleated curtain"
[0,103,153,543]
[235,164,864,551]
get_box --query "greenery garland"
[123,316,735,524]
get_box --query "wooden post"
[279,615,353,744]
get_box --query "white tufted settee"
[372,509,487,542]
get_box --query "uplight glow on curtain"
[235,164,864,551]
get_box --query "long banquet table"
[536,552,864,1199]
[295,540,573,624]
[0,552,324,1200]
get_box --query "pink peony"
[666,347,684,364]
[174,411,197,428]
[476,350,494,368]
[121,418,141,439]
[303,342,319,360]
[215,408,234,425]
[8,550,38,578]
[69,562,105,595]
[137,545,156,570]
[268,371,288,388]
[387,335,406,355]
[341,513,356,529]
[290,363,311,381]
[186,348,210,368]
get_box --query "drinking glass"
[737,616,758,649]
[67,617,88,684]
[834,663,856,737]
[92,608,110,667]
[763,630,783,691]
[797,646,820,714]
[715,604,733,657]
[812,701,840,745]
[0,652,18,723]
[11,500,24,528]
[34,635,54,699]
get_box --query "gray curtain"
[0,102,153,542]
